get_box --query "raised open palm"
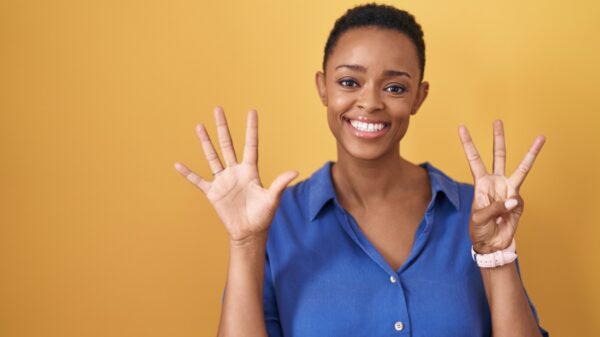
[174,107,298,244]
[458,120,545,253]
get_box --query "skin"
[316,27,429,168]
[315,27,432,270]
[174,25,546,337]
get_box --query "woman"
[175,4,548,337]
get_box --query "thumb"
[472,197,520,225]
[268,170,299,201]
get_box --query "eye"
[338,79,359,88]
[385,85,406,94]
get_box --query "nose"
[356,83,384,112]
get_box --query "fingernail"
[496,216,503,225]
[505,199,518,210]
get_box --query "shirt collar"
[308,161,461,221]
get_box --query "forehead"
[328,27,420,75]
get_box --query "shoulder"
[277,161,334,214]
[278,175,310,209]
[266,164,331,251]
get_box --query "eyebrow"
[334,64,412,79]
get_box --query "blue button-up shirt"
[262,161,548,337]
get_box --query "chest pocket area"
[403,273,491,337]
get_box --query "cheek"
[326,92,354,128]
[325,85,355,111]
[328,93,354,113]
[388,98,415,117]
[326,106,343,135]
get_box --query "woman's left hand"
[458,120,546,254]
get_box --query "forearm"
[480,262,542,337]
[217,234,269,337]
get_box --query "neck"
[331,143,425,209]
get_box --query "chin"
[337,140,396,162]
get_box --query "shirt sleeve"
[264,251,283,337]
[515,257,550,337]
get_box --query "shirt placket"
[332,193,439,336]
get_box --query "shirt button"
[389,275,397,283]
[394,321,404,331]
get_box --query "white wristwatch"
[471,239,517,268]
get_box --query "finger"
[214,106,238,167]
[472,197,521,225]
[268,170,299,201]
[243,109,258,165]
[493,119,506,176]
[509,135,546,189]
[174,162,210,193]
[195,123,224,174]
[458,124,488,181]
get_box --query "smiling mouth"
[343,117,390,133]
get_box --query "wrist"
[471,238,513,254]
[229,232,268,249]
[472,242,496,254]
[471,239,517,268]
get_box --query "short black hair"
[322,3,426,81]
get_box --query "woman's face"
[316,27,429,162]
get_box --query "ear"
[315,71,328,106]
[411,81,429,115]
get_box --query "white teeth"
[349,119,386,132]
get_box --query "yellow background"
[1,0,598,336]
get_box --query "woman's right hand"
[174,106,299,246]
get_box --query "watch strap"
[471,239,517,268]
